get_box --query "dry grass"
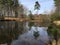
[53,21,60,25]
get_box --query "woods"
[0,0,60,45]
[0,0,26,18]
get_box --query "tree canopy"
[34,1,40,10]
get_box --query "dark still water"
[0,21,49,45]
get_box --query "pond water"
[0,21,49,45]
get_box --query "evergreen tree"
[34,1,40,14]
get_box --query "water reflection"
[28,22,34,30]
[0,21,28,45]
[0,21,49,45]
[11,22,49,45]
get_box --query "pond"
[0,21,49,45]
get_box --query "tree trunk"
[15,10,18,18]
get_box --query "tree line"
[47,0,60,45]
[0,0,27,18]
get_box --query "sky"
[19,0,55,14]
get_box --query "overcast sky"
[19,0,55,14]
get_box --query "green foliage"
[50,13,60,21]
[0,0,14,7]
[0,0,24,18]
[34,1,40,10]
[29,11,34,20]
[54,0,60,17]
[47,22,60,45]
[47,23,60,39]
[54,0,60,4]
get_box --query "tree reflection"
[34,22,40,39]
[33,31,39,39]
[0,21,27,45]
[28,22,40,39]
[28,22,34,30]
